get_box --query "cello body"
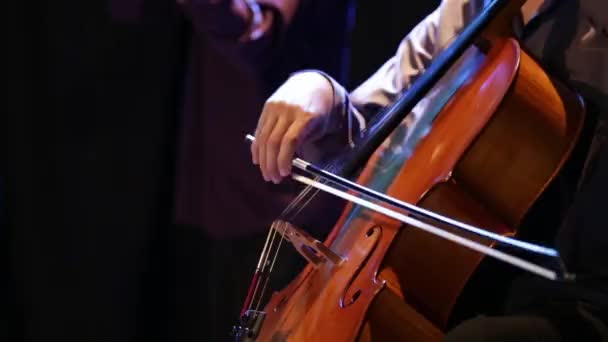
[254,37,585,341]
[245,0,587,337]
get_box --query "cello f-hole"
[366,228,375,237]
[347,289,362,305]
[341,225,383,308]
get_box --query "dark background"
[348,1,439,88]
[1,0,439,341]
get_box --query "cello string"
[247,221,281,313]
[245,158,343,313]
[246,192,320,312]
[246,183,321,311]
[251,165,344,308]
[253,220,290,311]
[241,221,277,316]
[291,173,573,281]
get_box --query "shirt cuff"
[289,69,364,147]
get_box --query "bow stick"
[246,134,575,281]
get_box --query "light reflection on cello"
[234,0,588,340]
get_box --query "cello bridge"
[274,220,344,268]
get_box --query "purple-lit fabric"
[173,0,354,239]
[109,0,144,21]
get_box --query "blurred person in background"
[2,0,353,341]
[172,0,354,341]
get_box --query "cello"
[234,0,586,340]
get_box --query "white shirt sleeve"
[317,0,486,143]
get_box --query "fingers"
[251,96,323,183]
[251,102,272,166]
[254,104,278,182]
[252,101,293,183]
[251,101,312,183]
[264,115,290,183]
[277,117,311,177]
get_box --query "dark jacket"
[173,0,354,239]
[502,0,608,327]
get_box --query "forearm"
[290,10,445,144]
[317,0,486,143]
[312,71,365,146]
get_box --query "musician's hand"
[251,72,336,183]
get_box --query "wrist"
[289,71,337,112]
[289,70,356,146]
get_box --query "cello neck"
[339,0,526,177]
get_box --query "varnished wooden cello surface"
[247,2,586,341]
